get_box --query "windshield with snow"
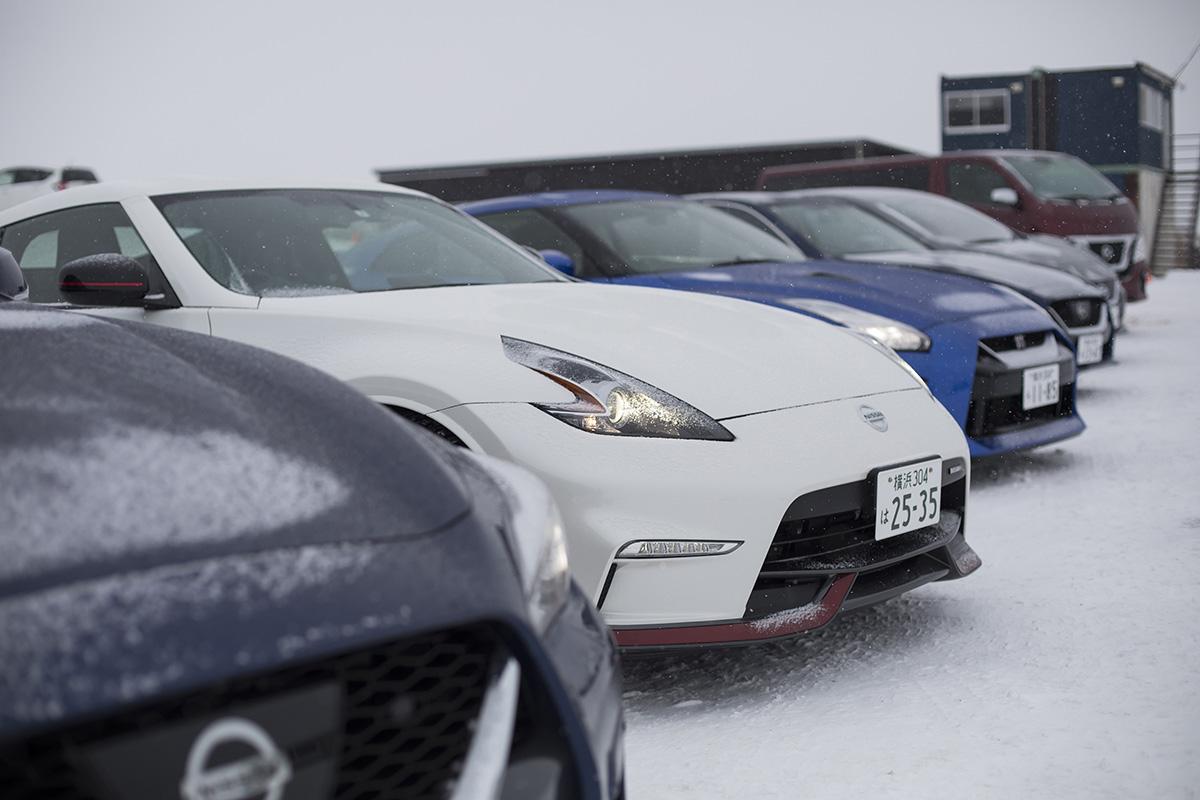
[766,199,929,258]
[557,200,801,275]
[1001,153,1122,201]
[153,189,562,295]
[873,192,1015,243]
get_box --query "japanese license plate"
[1022,364,1060,410]
[874,458,941,541]
[1077,333,1104,365]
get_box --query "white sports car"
[0,180,980,648]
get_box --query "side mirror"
[58,254,153,307]
[989,187,1020,207]
[538,249,575,276]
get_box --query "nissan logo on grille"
[859,406,888,432]
[180,718,293,800]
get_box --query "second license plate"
[1022,363,1060,410]
[1077,334,1104,366]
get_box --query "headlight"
[502,336,734,441]
[462,451,571,632]
[780,298,931,352]
[1132,235,1147,264]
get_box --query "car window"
[475,208,593,276]
[873,192,1014,243]
[0,204,168,303]
[0,168,52,186]
[765,199,929,257]
[1000,154,1122,201]
[708,203,797,248]
[153,189,563,296]
[60,168,98,184]
[556,200,801,275]
[945,162,1011,206]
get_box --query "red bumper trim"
[611,573,856,648]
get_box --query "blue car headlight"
[502,336,733,441]
[780,298,931,352]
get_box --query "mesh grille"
[0,627,497,800]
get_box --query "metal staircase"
[1151,133,1200,273]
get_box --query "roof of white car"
[0,178,430,226]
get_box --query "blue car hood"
[615,259,1034,332]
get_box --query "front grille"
[1050,298,1103,328]
[0,627,499,800]
[980,331,1048,353]
[1086,239,1125,265]
[967,381,1075,438]
[745,463,967,619]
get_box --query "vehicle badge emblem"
[1099,244,1117,262]
[180,718,293,800]
[858,405,888,432]
[1013,333,1026,349]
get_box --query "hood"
[0,305,472,599]
[250,282,922,420]
[615,259,1036,332]
[847,249,1105,305]
[965,235,1117,287]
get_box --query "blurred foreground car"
[0,165,97,211]
[0,288,624,798]
[0,181,979,649]
[792,186,1126,331]
[691,191,1115,366]
[464,191,1084,457]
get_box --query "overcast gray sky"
[3,0,1198,180]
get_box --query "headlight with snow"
[502,336,733,441]
[780,298,931,352]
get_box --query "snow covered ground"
[623,272,1200,799]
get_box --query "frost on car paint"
[0,544,379,724]
[0,308,98,329]
[0,425,350,581]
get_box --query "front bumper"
[437,386,972,645]
[902,310,1085,458]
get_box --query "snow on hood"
[251,281,923,419]
[0,303,472,595]
[0,544,377,725]
[969,236,1117,286]
[0,424,349,586]
[847,250,1105,305]
[627,259,1035,332]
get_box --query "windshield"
[766,199,929,257]
[874,192,1015,243]
[0,168,52,186]
[557,200,801,275]
[1001,154,1122,201]
[153,189,562,295]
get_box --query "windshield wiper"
[707,257,776,268]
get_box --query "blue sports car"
[463,190,1085,457]
[0,266,625,800]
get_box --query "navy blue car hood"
[0,304,471,600]
[618,259,1036,331]
[843,249,1106,305]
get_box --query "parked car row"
[0,157,1132,798]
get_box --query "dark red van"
[757,150,1149,300]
